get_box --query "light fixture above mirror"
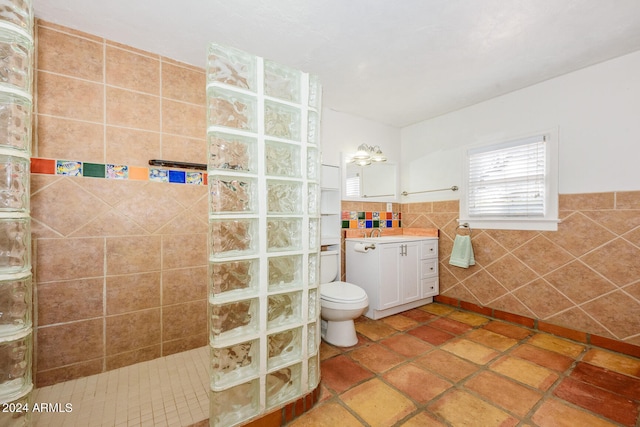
[345,144,387,166]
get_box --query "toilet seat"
[320,281,368,304]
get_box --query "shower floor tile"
[31,346,209,427]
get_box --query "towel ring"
[456,222,472,236]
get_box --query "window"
[460,131,559,231]
[345,167,361,198]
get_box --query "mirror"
[344,161,398,201]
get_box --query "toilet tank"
[320,250,339,283]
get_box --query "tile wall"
[32,20,208,386]
[400,192,640,348]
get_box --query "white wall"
[400,49,640,202]
[320,108,401,168]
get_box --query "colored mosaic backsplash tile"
[31,157,207,185]
[341,211,401,229]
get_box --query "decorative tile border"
[341,210,401,229]
[31,157,207,185]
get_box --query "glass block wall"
[0,0,34,425]
[206,44,322,426]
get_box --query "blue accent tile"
[365,220,373,228]
[169,170,186,183]
[386,220,393,228]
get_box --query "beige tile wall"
[400,192,640,346]
[32,20,208,386]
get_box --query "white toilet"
[320,250,369,347]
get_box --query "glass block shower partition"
[0,0,34,426]
[206,44,322,426]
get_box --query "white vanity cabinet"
[346,236,439,319]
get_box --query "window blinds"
[345,168,361,198]
[467,135,546,217]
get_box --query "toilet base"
[321,318,358,347]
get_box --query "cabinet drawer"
[421,277,439,298]
[421,240,438,259]
[421,258,438,278]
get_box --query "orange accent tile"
[128,166,149,180]
[31,158,56,174]
[349,220,358,229]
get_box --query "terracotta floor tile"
[354,319,397,341]
[532,398,620,427]
[383,363,452,404]
[429,317,473,335]
[465,328,519,351]
[381,314,419,331]
[582,348,640,378]
[407,325,455,345]
[510,343,575,371]
[402,307,437,322]
[320,341,341,360]
[483,320,532,340]
[527,333,585,358]
[553,376,639,426]
[380,334,433,358]
[446,310,490,326]
[441,338,501,365]
[349,343,405,373]
[414,349,478,382]
[320,355,374,393]
[490,355,559,390]
[464,371,543,417]
[340,378,416,427]
[428,389,518,427]
[399,411,447,427]
[419,303,455,316]
[288,401,364,427]
[570,362,640,400]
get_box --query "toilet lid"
[321,281,367,303]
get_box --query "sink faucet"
[370,228,382,238]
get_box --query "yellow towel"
[449,235,475,268]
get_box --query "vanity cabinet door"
[378,243,402,309]
[378,242,421,309]
[401,242,421,303]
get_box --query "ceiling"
[34,0,640,128]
